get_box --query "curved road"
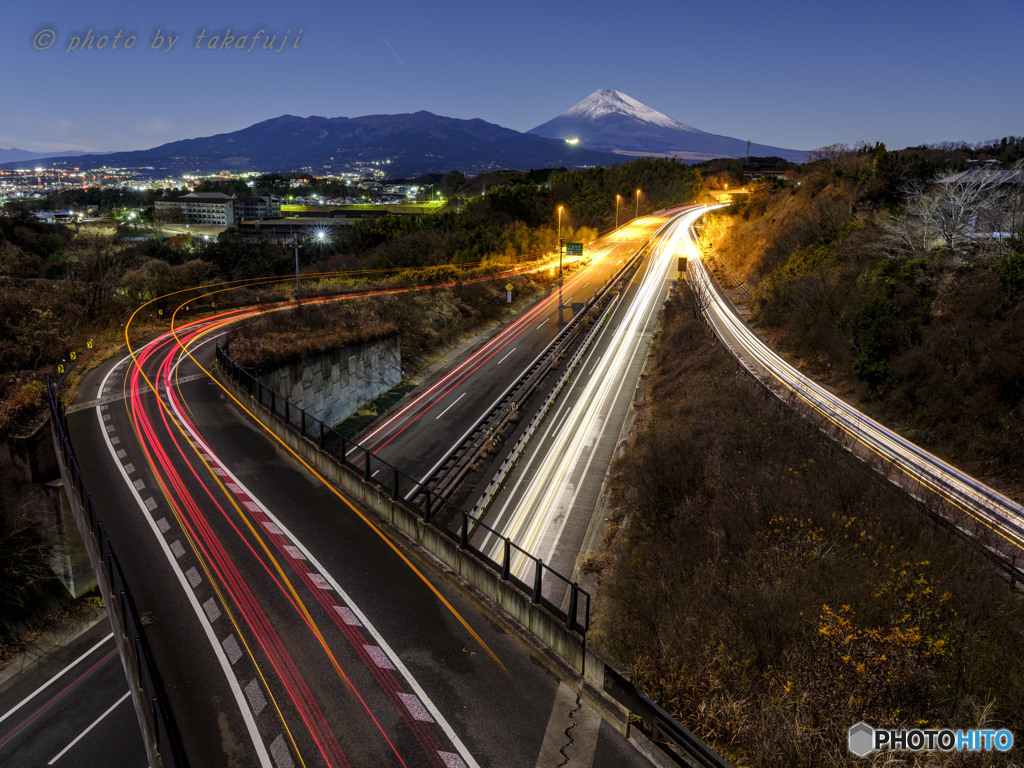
[57,225,664,767]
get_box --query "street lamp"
[288,236,303,306]
[615,193,621,229]
[557,205,564,314]
[635,188,641,219]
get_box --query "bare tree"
[875,171,1011,261]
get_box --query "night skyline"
[3,0,1023,159]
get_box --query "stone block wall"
[259,336,401,428]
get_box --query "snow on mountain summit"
[560,89,694,131]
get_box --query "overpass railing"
[46,376,188,768]
[215,345,590,633]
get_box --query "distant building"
[154,192,280,226]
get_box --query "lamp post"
[288,235,303,306]
[615,193,621,229]
[635,188,641,219]
[557,205,564,313]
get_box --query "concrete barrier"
[215,366,637,736]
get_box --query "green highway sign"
[566,242,583,255]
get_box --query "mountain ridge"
[529,89,806,163]
[0,111,621,176]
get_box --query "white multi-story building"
[155,192,279,225]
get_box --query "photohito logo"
[849,722,1014,756]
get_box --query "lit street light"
[635,188,641,219]
[557,205,564,318]
[615,193,621,229]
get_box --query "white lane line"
[95,351,276,768]
[47,690,131,765]
[439,753,470,768]
[398,692,435,722]
[333,606,362,626]
[588,355,603,376]
[203,598,222,622]
[434,392,466,421]
[222,635,243,666]
[496,347,517,365]
[180,439,482,768]
[364,645,396,670]
[270,734,296,768]
[535,318,549,329]
[307,574,331,591]
[170,540,185,559]
[244,678,267,716]
[0,633,114,725]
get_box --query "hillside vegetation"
[593,288,1024,767]
[700,142,1024,499]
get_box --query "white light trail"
[485,210,703,575]
[685,219,1024,555]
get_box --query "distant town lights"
[565,138,579,145]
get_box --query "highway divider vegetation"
[697,140,1024,501]
[592,287,1024,767]
[224,270,551,373]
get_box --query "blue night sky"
[2,0,1022,156]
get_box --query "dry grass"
[593,289,1024,768]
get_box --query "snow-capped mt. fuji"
[557,89,695,131]
[529,89,806,163]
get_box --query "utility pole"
[289,225,302,306]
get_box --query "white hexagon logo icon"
[849,722,874,756]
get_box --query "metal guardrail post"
[566,584,578,631]
[502,539,511,580]
[533,559,543,604]
[460,510,469,549]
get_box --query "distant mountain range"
[2,91,806,175]
[529,89,807,164]
[0,147,89,164]
[1,113,620,176]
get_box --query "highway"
[476,208,701,585]
[45,224,664,767]
[349,219,662,484]
[0,618,146,767]
[681,211,1024,569]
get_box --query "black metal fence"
[215,344,590,634]
[46,377,188,768]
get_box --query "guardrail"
[215,345,591,634]
[46,376,188,768]
[421,239,653,506]
[686,222,1024,587]
[603,665,733,768]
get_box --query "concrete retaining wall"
[257,337,400,428]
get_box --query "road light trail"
[684,212,1024,559]
[483,210,701,575]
